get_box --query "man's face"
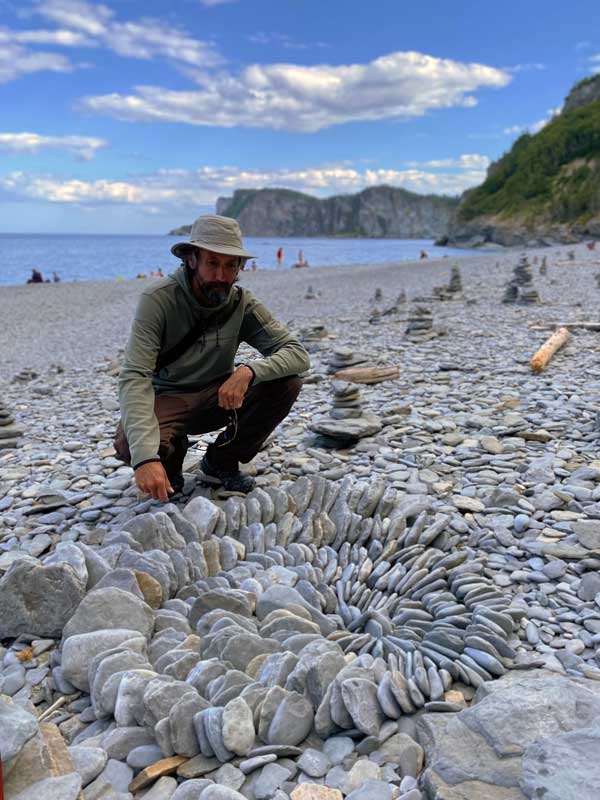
[189,248,241,306]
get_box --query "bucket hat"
[171,214,254,260]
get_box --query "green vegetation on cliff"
[459,95,600,226]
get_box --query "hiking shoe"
[200,454,256,494]
[169,472,185,497]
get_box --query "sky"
[0,0,598,234]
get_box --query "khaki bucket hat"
[171,214,255,260]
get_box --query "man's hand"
[135,461,173,503]
[218,366,253,410]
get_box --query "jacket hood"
[170,264,237,317]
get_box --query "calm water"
[0,234,475,286]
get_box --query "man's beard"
[198,280,231,307]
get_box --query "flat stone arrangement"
[405,306,433,339]
[0,475,529,799]
[0,402,23,450]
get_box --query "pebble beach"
[2,244,600,800]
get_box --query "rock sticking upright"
[433,265,463,300]
[502,255,540,305]
[0,402,24,450]
[373,287,383,303]
[540,256,548,276]
[405,305,434,339]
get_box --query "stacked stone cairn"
[304,285,317,300]
[502,255,540,305]
[0,401,24,450]
[405,306,433,339]
[539,256,548,276]
[329,381,362,420]
[433,265,463,301]
[326,346,369,376]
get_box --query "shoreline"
[1,241,597,380]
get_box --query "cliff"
[440,75,600,248]
[169,186,458,239]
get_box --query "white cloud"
[247,31,328,50]
[80,50,510,132]
[0,131,107,160]
[0,161,486,209]
[406,154,490,170]
[199,0,238,6]
[504,62,546,73]
[0,0,224,84]
[0,39,73,83]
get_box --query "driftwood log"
[530,327,570,373]
[332,365,400,384]
[562,322,600,331]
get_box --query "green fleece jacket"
[119,266,310,468]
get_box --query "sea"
[0,233,476,287]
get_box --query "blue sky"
[0,0,598,233]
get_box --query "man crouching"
[115,215,310,500]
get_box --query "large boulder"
[62,587,154,641]
[0,558,85,639]
[61,629,147,691]
[417,670,600,800]
[0,695,39,776]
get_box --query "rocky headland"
[2,245,600,800]
[439,75,600,249]
[170,186,458,239]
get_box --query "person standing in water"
[277,247,283,266]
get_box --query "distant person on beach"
[420,250,429,260]
[277,247,283,266]
[136,272,147,279]
[114,214,310,501]
[52,271,61,283]
[586,241,596,251]
[251,260,257,271]
[27,269,44,284]
[298,249,304,266]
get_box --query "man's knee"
[260,375,303,402]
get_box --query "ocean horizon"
[0,233,479,287]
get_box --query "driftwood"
[332,365,400,384]
[562,321,600,331]
[530,327,570,373]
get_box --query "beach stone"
[69,745,108,787]
[322,736,354,765]
[221,696,255,756]
[61,629,145,691]
[102,726,156,760]
[267,692,314,746]
[215,763,245,791]
[169,692,209,757]
[345,760,381,793]
[572,520,600,549]
[140,776,178,799]
[9,773,82,800]
[0,559,85,638]
[62,586,154,640]
[297,748,331,778]
[182,496,222,538]
[340,678,384,737]
[578,573,600,601]
[172,779,213,799]
[0,695,38,775]
[346,780,393,800]
[291,787,343,800]
[521,726,600,800]
[126,744,164,769]
[253,762,292,799]
[200,787,246,800]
